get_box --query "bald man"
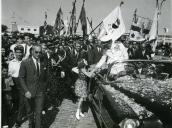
[19,44,48,128]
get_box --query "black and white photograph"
[1,0,172,128]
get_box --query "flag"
[149,5,160,52]
[68,0,77,35]
[129,14,152,41]
[149,8,159,41]
[43,20,47,34]
[54,7,64,35]
[79,4,87,37]
[98,6,126,42]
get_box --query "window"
[27,28,30,31]
[34,29,37,31]
[21,28,24,31]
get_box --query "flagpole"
[87,17,96,36]
[88,21,103,36]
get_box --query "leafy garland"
[103,84,154,120]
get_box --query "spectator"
[8,45,24,128]
[23,34,33,60]
[2,64,13,128]
[19,44,48,128]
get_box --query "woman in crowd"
[75,58,92,120]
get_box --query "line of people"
[1,33,104,128]
[2,32,172,128]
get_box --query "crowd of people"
[1,31,172,128]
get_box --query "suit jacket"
[19,57,48,97]
[70,49,80,67]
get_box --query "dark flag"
[44,20,47,35]
[54,7,64,35]
[68,0,77,36]
[79,1,87,37]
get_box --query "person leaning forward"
[19,44,48,128]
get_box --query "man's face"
[113,44,120,50]
[25,36,31,45]
[76,44,80,51]
[41,44,47,53]
[32,46,42,60]
[24,36,30,42]
[2,68,8,78]
[17,38,23,44]
[9,51,14,60]
[15,50,23,61]
[1,48,5,56]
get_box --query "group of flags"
[98,0,165,46]
[52,0,88,37]
[44,0,165,45]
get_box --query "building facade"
[17,25,39,35]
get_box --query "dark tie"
[36,60,40,76]
[25,44,27,55]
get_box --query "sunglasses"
[35,51,42,54]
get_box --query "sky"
[1,0,172,35]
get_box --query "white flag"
[149,8,159,41]
[98,6,125,42]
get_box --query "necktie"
[25,44,27,55]
[36,60,40,76]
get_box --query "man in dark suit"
[87,43,95,65]
[93,43,103,64]
[19,44,48,128]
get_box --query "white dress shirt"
[8,59,22,78]
[32,57,40,72]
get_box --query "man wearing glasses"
[19,44,48,128]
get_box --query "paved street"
[18,99,97,128]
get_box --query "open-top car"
[88,59,172,128]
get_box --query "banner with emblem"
[98,6,126,42]
[129,14,152,41]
